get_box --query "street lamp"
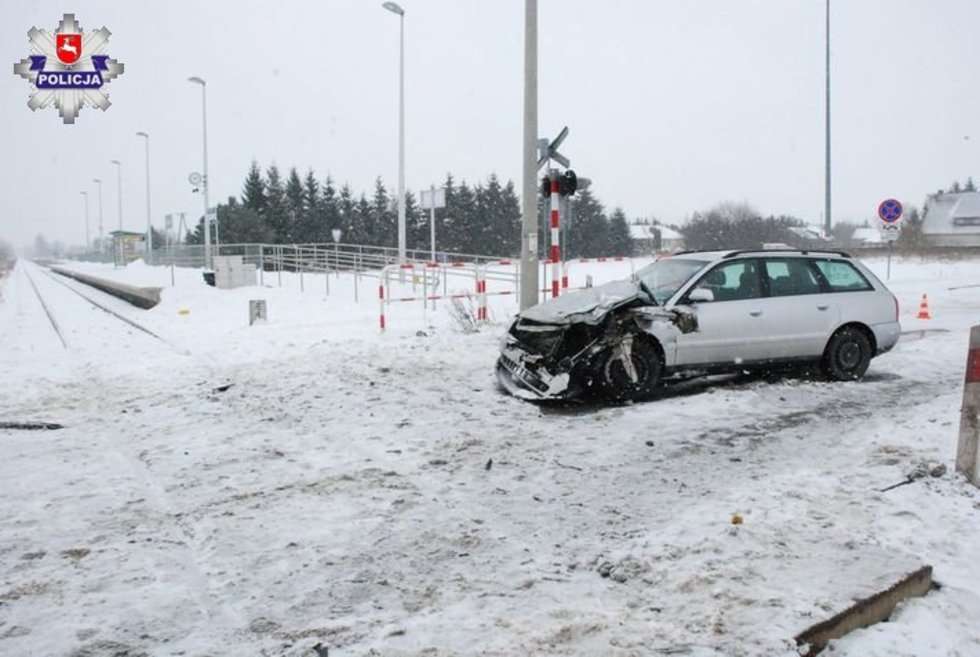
[110,159,123,233]
[824,0,832,237]
[520,0,539,310]
[80,191,90,251]
[136,131,153,262]
[188,75,212,268]
[93,178,104,251]
[382,1,406,261]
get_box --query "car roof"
[670,248,852,262]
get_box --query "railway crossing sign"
[537,126,570,170]
[878,198,903,224]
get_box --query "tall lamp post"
[80,191,90,252]
[93,178,104,253]
[824,0,832,237]
[136,131,153,262]
[188,76,212,268]
[110,159,123,233]
[519,0,539,310]
[382,1,406,262]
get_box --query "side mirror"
[688,288,714,303]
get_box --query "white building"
[629,222,685,254]
[922,191,980,246]
[851,226,884,246]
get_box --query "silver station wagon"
[497,249,901,401]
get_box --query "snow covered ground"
[1,255,979,657]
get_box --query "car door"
[672,259,770,366]
[757,257,840,359]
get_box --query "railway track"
[22,261,174,352]
[22,265,68,349]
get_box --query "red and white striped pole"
[549,170,560,298]
[957,325,980,486]
[379,282,386,331]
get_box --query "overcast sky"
[3,0,980,248]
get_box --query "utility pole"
[137,132,152,262]
[382,2,407,261]
[188,76,211,268]
[824,0,832,237]
[520,0,539,310]
[93,178,104,253]
[111,159,123,232]
[429,184,437,261]
[80,191,89,250]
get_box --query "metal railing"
[143,242,514,272]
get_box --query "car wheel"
[822,327,872,381]
[595,336,662,401]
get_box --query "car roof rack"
[721,248,852,259]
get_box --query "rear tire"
[822,327,872,381]
[594,336,663,402]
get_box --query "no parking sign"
[878,198,903,243]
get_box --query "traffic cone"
[916,294,932,320]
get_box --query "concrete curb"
[49,266,162,310]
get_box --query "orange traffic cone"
[916,294,932,320]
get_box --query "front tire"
[594,336,663,402]
[822,327,872,381]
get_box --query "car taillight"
[893,295,899,321]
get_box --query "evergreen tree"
[355,194,373,246]
[952,180,963,193]
[436,173,457,254]
[265,165,288,242]
[291,169,321,243]
[370,178,394,248]
[241,161,266,213]
[497,180,522,256]
[897,205,926,251]
[337,184,359,243]
[186,217,205,245]
[967,177,977,192]
[284,167,305,242]
[321,176,341,242]
[403,190,423,254]
[218,197,273,244]
[607,208,634,256]
[450,181,478,252]
[567,189,610,257]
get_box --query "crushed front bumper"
[496,344,572,400]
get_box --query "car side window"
[690,260,762,302]
[763,258,822,297]
[812,259,873,292]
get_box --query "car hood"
[518,280,650,326]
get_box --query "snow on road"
[1,257,978,656]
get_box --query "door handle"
[749,310,763,317]
[817,304,829,311]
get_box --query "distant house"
[851,226,884,246]
[628,222,685,254]
[787,225,830,245]
[922,191,980,246]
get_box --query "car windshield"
[636,258,708,305]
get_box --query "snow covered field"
[1,256,979,656]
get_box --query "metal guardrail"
[138,242,514,272]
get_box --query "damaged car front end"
[496,278,699,402]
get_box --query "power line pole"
[80,191,89,250]
[520,0,539,310]
[137,132,152,262]
[188,76,211,268]
[824,0,832,237]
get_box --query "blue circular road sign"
[878,198,903,223]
